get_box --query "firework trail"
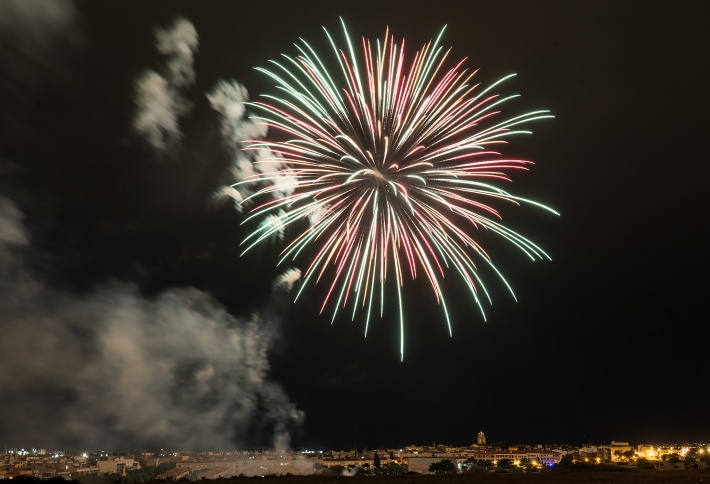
[237,20,558,359]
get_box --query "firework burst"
[236,20,558,359]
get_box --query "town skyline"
[3,437,709,480]
[5,431,710,455]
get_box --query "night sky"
[1,0,708,452]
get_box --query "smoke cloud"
[0,197,29,252]
[208,80,264,209]
[154,18,199,90]
[0,197,303,450]
[207,80,298,211]
[132,17,198,153]
[207,80,267,145]
[1,11,307,452]
[274,268,301,293]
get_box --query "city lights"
[1,440,708,479]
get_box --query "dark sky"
[1,0,708,451]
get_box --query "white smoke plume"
[207,80,298,210]
[341,467,359,476]
[207,80,267,144]
[308,203,329,227]
[258,209,287,242]
[253,148,298,198]
[208,80,263,210]
[0,197,29,250]
[0,197,303,450]
[132,17,198,153]
[273,268,301,293]
[155,18,199,90]
[133,71,183,151]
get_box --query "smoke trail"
[208,80,264,209]
[0,196,303,450]
[207,80,267,146]
[1,11,306,452]
[132,17,198,153]
[207,81,298,210]
[154,18,199,90]
[0,197,29,255]
[274,268,302,293]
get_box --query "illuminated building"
[467,449,564,466]
[608,441,634,461]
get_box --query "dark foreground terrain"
[212,470,708,484]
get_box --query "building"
[466,449,564,466]
[158,467,190,480]
[608,441,634,462]
[408,457,460,474]
[320,458,375,469]
[196,466,231,480]
[145,456,173,467]
[175,454,315,478]
[477,431,486,445]
[97,457,140,475]
[237,457,314,476]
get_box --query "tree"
[48,478,78,484]
[637,458,655,470]
[99,473,122,484]
[559,455,574,466]
[380,463,404,476]
[322,465,345,475]
[124,466,162,483]
[497,458,512,469]
[468,459,493,472]
[12,477,41,484]
[157,462,176,473]
[77,475,103,484]
[429,459,456,474]
[684,455,697,470]
[373,451,381,468]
